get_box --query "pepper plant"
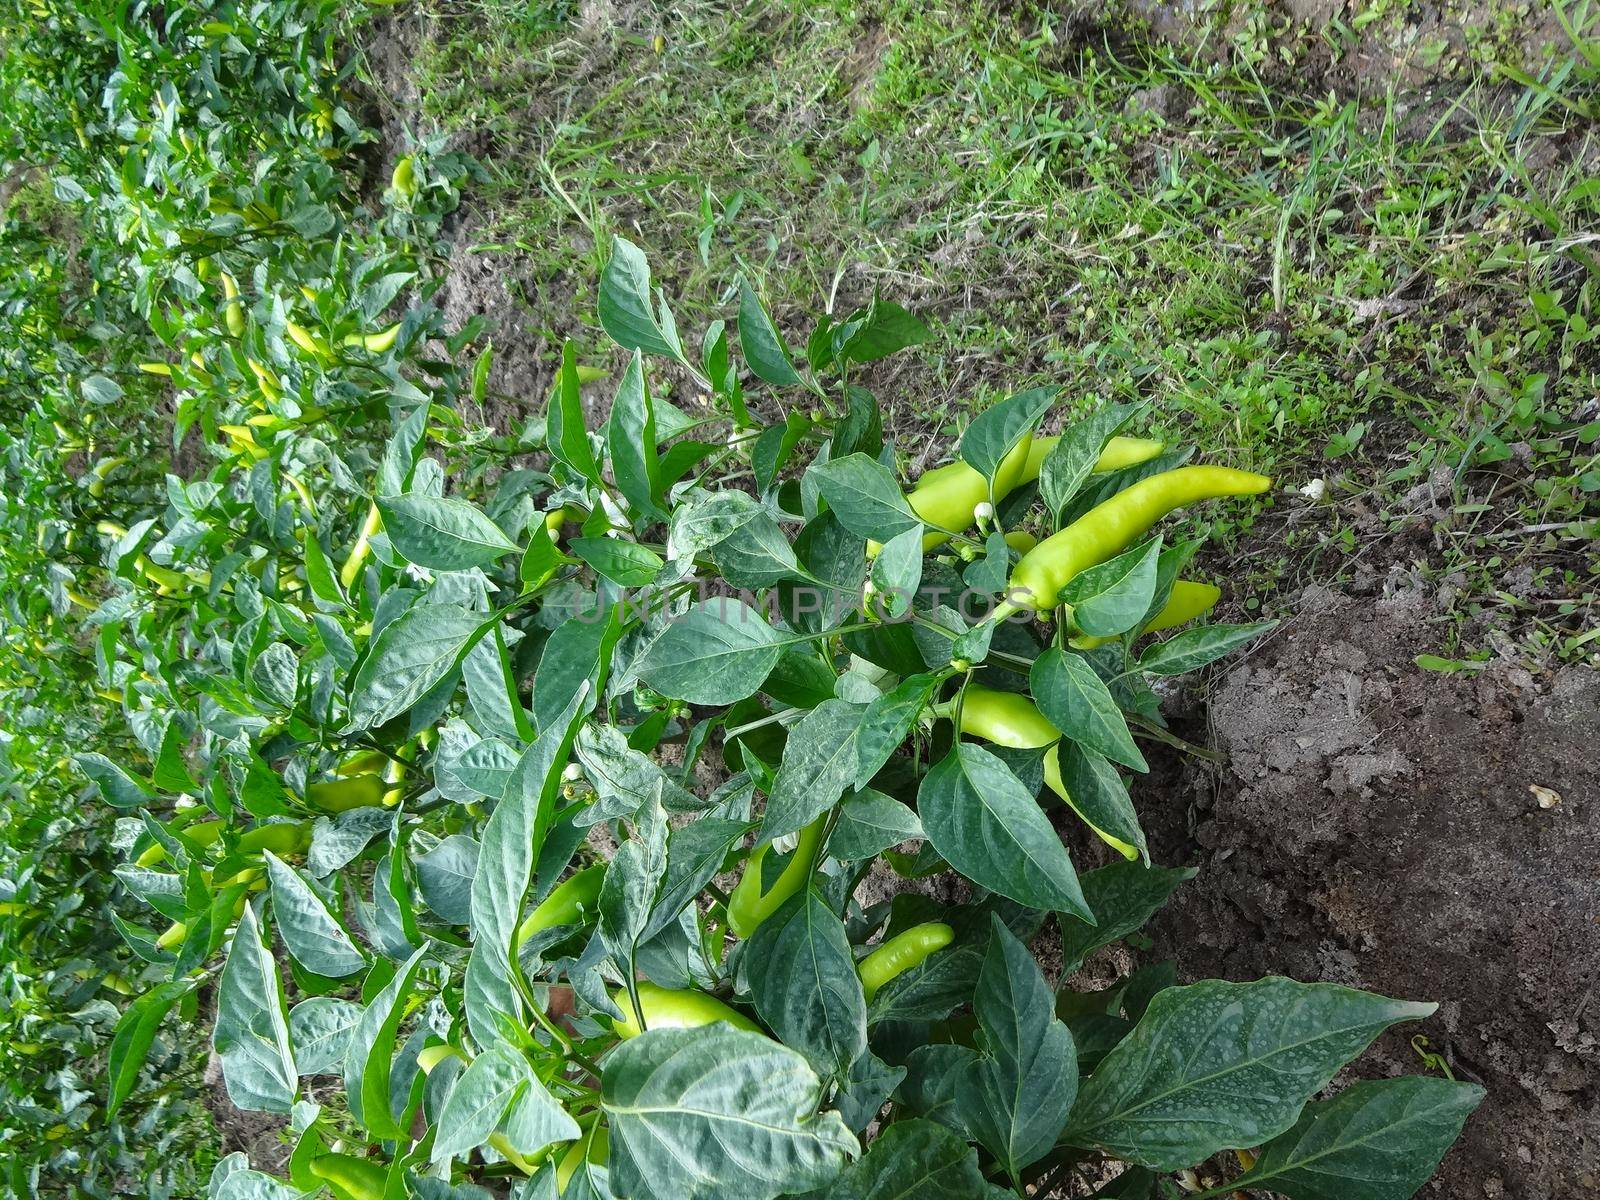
[89,234,1484,1200]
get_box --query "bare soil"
[1138,584,1600,1197]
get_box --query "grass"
[358,0,1598,663]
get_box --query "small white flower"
[1298,478,1326,502]
[973,501,994,522]
[562,762,583,782]
[772,831,800,854]
[404,562,435,584]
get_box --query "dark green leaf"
[1040,404,1143,520]
[918,744,1091,918]
[1138,620,1278,676]
[1055,742,1147,864]
[748,889,867,1078]
[603,1026,857,1200]
[1064,979,1437,1169]
[377,494,519,572]
[598,237,683,360]
[960,387,1056,486]
[809,454,919,543]
[549,340,601,484]
[763,699,867,841]
[635,600,784,706]
[346,604,489,732]
[815,1119,1008,1199]
[570,537,664,587]
[964,916,1078,1175]
[1058,861,1194,972]
[829,790,922,860]
[739,278,804,387]
[1031,648,1146,772]
[1061,537,1162,638]
[1220,1076,1485,1200]
[606,350,664,522]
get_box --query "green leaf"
[960,387,1056,487]
[808,454,920,543]
[712,506,805,588]
[597,794,668,975]
[602,1025,858,1200]
[532,611,622,735]
[465,687,591,1046]
[833,1050,905,1133]
[829,789,922,860]
[414,834,479,925]
[76,752,155,808]
[739,278,804,387]
[288,997,361,1076]
[1138,620,1278,676]
[869,527,923,619]
[344,945,428,1139]
[463,623,533,743]
[1061,537,1161,637]
[264,852,368,978]
[747,889,867,1079]
[1058,861,1194,972]
[963,916,1078,1176]
[854,673,937,789]
[753,412,812,492]
[918,744,1091,919]
[1030,648,1147,772]
[346,604,490,732]
[1064,979,1438,1169]
[598,236,683,361]
[108,979,194,1116]
[431,1041,580,1164]
[836,298,931,365]
[213,905,297,1114]
[549,340,601,484]
[1055,742,1147,863]
[1217,1076,1485,1200]
[815,1119,1009,1199]
[635,599,784,706]
[569,537,664,587]
[377,494,519,572]
[606,350,664,521]
[762,699,867,841]
[1040,403,1143,520]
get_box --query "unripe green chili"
[308,1153,386,1200]
[725,814,827,938]
[1070,579,1221,650]
[609,981,761,1038]
[306,773,386,813]
[556,1126,608,1193]
[880,435,1164,555]
[948,685,1138,860]
[858,922,955,1001]
[1004,466,1270,612]
[237,820,312,857]
[514,863,606,948]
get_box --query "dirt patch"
[1137,584,1600,1198]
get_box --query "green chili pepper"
[1004,466,1270,612]
[514,863,606,948]
[725,814,828,938]
[1070,579,1221,649]
[306,773,386,813]
[890,434,1167,553]
[948,685,1138,860]
[308,1154,386,1200]
[858,922,955,1001]
[609,981,761,1039]
[556,1126,608,1193]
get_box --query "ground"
[345,0,1597,1193]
